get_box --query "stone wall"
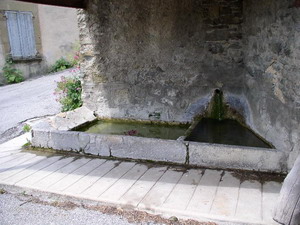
[78,0,300,169]
[243,0,300,169]
[78,0,244,122]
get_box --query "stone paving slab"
[0,134,283,225]
[63,160,118,195]
[99,164,149,202]
[187,170,223,214]
[3,156,63,185]
[50,158,106,192]
[82,162,136,198]
[0,155,46,180]
[162,169,203,210]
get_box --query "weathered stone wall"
[78,0,300,169]
[78,0,244,122]
[243,0,300,169]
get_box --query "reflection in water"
[185,118,272,148]
[78,121,189,140]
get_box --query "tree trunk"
[274,154,300,225]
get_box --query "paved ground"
[0,134,283,225]
[0,70,76,143]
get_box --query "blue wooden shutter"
[5,11,37,58]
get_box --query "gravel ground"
[0,70,77,144]
[0,186,218,225]
[0,191,135,225]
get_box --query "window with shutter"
[5,11,37,59]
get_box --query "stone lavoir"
[31,0,299,173]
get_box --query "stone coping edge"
[31,129,287,173]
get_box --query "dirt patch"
[231,169,285,184]
[85,205,216,225]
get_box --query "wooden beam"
[11,0,87,9]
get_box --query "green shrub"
[23,124,31,132]
[2,58,24,84]
[54,76,83,112]
[50,57,73,73]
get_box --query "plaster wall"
[38,4,80,66]
[0,0,79,84]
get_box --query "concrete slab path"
[0,134,282,225]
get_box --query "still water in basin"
[78,120,189,140]
[185,118,272,148]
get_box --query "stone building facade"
[0,0,79,83]
[78,0,300,170]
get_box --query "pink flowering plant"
[54,76,83,112]
[70,51,81,66]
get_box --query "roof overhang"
[10,0,87,9]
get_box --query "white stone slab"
[139,168,183,208]
[162,169,203,210]
[99,164,149,201]
[3,156,62,185]
[82,162,136,198]
[0,153,26,165]
[16,157,75,188]
[0,155,46,180]
[0,150,20,157]
[0,153,37,172]
[262,181,282,224]
[119,166,167,207]
[0,133,31,151]
[35,158,92,189]
[64,160,119,195]
[189,142,285,173]
[235,180,262,222]
[50,158,106,192]
[187,169,222,213]
[111,136,186,164]
[210,171,240,217]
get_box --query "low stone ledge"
[31,129,287,173]
[31,129,49,148]
[82,133,110,157]
[110,136,187,164]
[48,131,80,152]
[31,130,186,163]
[188,142,287,173]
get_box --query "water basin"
[185,118,272,148]
[77,120,190,140]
